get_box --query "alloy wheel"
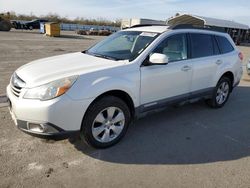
[216,81,229,105]
[92,107,125,143]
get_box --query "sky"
[1,0,250,26]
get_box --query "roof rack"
[169,24,226,33]
[130,24,168,28]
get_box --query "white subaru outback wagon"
[7,25,243,148]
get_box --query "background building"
[121,18,165,29]
[167,14,249,44]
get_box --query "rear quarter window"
[216,36,234,54]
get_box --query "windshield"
[85,31,159,61]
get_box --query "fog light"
[27,123,45,133]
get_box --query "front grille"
[10,73,25,98]
[11,84,22,97]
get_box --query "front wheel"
[81,96,131,148]
[206,77,232,108]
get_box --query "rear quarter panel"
[213,50,242,87]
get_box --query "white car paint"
[7,26,243,135]
[140,59,193,104]
[16,52,127,88]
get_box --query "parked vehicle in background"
[98,29,112,36]
[11,20,26,29]
[76,30,87,35]
[247,59,250,75]
[7,25,243,148]
[25,19,48,30]
[77,29,112,36]
[87,28,99,35]
[11,19,49,30]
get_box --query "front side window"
[86,31,159,61]
[152,34,188,62]
[190,33,214,58]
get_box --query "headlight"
[24,75,78,100]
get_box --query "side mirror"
[149,53,169,65]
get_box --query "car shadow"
[69,86,250,165]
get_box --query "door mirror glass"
[149,53,169,65]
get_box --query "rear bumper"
[233,80,240,88]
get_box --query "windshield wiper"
[93,54,119,61]
[83,50,123,61]
[84,51,120,61]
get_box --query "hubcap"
[216,81,229,105]
[92,107,125,143]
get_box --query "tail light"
[238,52,243,61]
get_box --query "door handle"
[181,65,191,71]
[215,60,223,65]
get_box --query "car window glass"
[152,34,187,62]
[87,31,159,61]
[212,36,220,55]
[102,35,135,51]
[216,36,234,54]
[190,33,214,58]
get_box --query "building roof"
[125,25,169,33]
[167,14,249,30]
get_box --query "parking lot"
[0,30,250,188]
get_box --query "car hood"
[16,52,126,88]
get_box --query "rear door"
[189,33,220,94]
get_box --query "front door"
[140,33,192,111]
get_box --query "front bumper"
[16,119,78,140]
[6,84,93,136]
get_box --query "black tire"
[206,77,232,108]
[29,26,33,30]
[80,96,131,148]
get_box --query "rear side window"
[212,36,220,55]
[216,36,234,54]
[190,33,214,58]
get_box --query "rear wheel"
[206,77,232,108]
[81,96,131,148]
